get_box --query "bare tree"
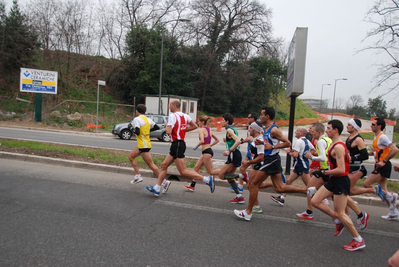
[363,0,399,94]
[346,94,364,109]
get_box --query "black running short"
[259,154,283,175]
[312,168,330,182]
[350,165,367,177]
[324,175,351,195]
[371,161,392,178]
[202,148,214,157]
[139,148,151,153]
[169,140,186,159]
[225,150,242,167]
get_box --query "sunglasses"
[371,123,376,126]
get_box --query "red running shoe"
[230,197,245,204]
[296,211,314,221]
[334,223,344,236]
[343,239,366,251]
[184,185,195,192]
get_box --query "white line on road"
[157,200,399,238]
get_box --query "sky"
[263,0,398,110]
[3,0,398,110]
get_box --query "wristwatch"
[383,159,388,163]
[271,145,275,149]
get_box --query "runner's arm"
[210,131,220,147]
[268,128,291,149]
[194,128,205,149]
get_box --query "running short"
[259,154,282,175]
[245,150,253,160]
[225,150,242,167]
[253,162,262,171]
[293,164,309,175]
[139,148,151,153]
[371,161,392,178]
[202,148,214,157]
[312,168,330,182]
[324,175,351,195]
[350,165,367,177]
[169,140,186,159]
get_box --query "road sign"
[98,80,106,86]
[20,68,58,94]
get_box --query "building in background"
[145,95,198,122]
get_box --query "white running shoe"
[130,174,143,184]
[381,209,399,221]
[162,180,171,193]
[307,187,317,198]
[234,209,252,221]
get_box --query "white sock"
[280,195,285,200]
[203,176,210,184]
[334,219,341,224]
[154,184,161,192]
[386,192,393,202]
[238,184,243,189]
[254,205,260,209]
[238,173,244,179]
[237,194,243,198]
[354,235,362,242]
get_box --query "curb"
[0,151,388,208]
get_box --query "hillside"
[0,50,320,129]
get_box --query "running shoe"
[389,193,398,209]
[145,185,160,196]
[207,176,215,193]
[184,184,195,192]
[296,211,314,221]
[162,180,171,194]
[252,206,263,213]
[357,212,369,230]
[130,174,143,184]
[242,172,249,184]
[234,209,252,221]
[343,239,366,251]
[229,186,244,193]
[381,209,399,221]
[230,197,245,204]
[322,198,329,205]
[373,184,385,202]
[270,195,285,206]
[334,223,344,236]
[307,186,317,198]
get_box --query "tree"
[364,0,399,94]
[367,96,388,118]
[0,0,39,79]
[347,105,368,118]
[346,95,364,109]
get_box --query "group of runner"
[127,100,398,252]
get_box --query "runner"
[234,107,307,221]
[218,113,244,204]
[270,127,315,206]
[144,100,215,196]
[184,115,220,192]
[364,117,399,220]
[309,119,366,251]
[296,123,331,220]
[128,104,160,184]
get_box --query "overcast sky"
[4,0,397,110]
[264,0,397,110]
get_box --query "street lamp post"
[158,19,191,115]
[320,83,331,111]
[331,78,348,119]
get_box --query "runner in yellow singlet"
[128,104,160,184]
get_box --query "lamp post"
[331,78,348,119]
[158,19,191,115]
[320,83,331,111]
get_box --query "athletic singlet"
[373,132,391,163]
[328,141,350,177]
[309,138,321,169]
[346,134,364,164]
[225,126,240,151]
[169,112,189,142]
[317,136,332,169]
[203,127,211,145]
[263,123,279,156]
[134,115,152,149]
[293,137,310,168]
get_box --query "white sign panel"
[20,68,58,94]
[286,27,308,98]
[98,80,106,86]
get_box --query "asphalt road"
[0,158,398,266]
[0,126,398,180]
